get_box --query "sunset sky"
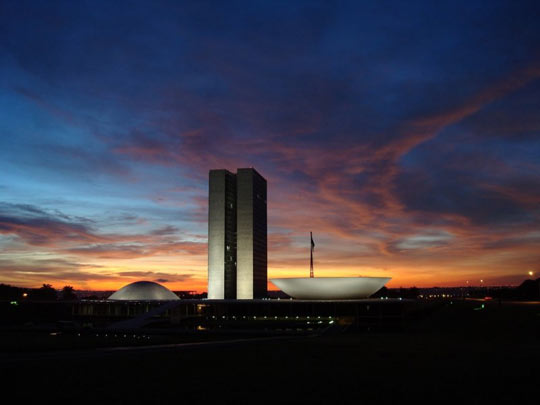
[1,0,539,292]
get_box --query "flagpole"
[310,232,314,278]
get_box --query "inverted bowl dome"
[108,281,179,301]
[270,277,391,300]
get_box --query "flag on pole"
[310,232,314,278]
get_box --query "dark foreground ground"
[1,300,539,404]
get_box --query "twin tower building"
[208,168,267,299]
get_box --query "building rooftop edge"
[208,167,266,181]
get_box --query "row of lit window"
[207,315,334,320]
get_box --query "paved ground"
[1,300,539,404]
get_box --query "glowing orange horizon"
[3,259,533,293]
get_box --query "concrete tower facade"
[236,169,267,299]
[208,168,267,299]
[208,170,237,299]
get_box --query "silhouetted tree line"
[30,284,57,300]
[0,283,80,301]
[372,286,419,299]
[60,285,77,301]
[469,279,540,300]
[0,283,27,300]
[1,279,539,301]
[515,278,540,300]
[372,279,540,300]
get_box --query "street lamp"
[480,279,488,297]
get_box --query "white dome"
[108,281,179,301]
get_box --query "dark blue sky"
[1,0,539,290]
